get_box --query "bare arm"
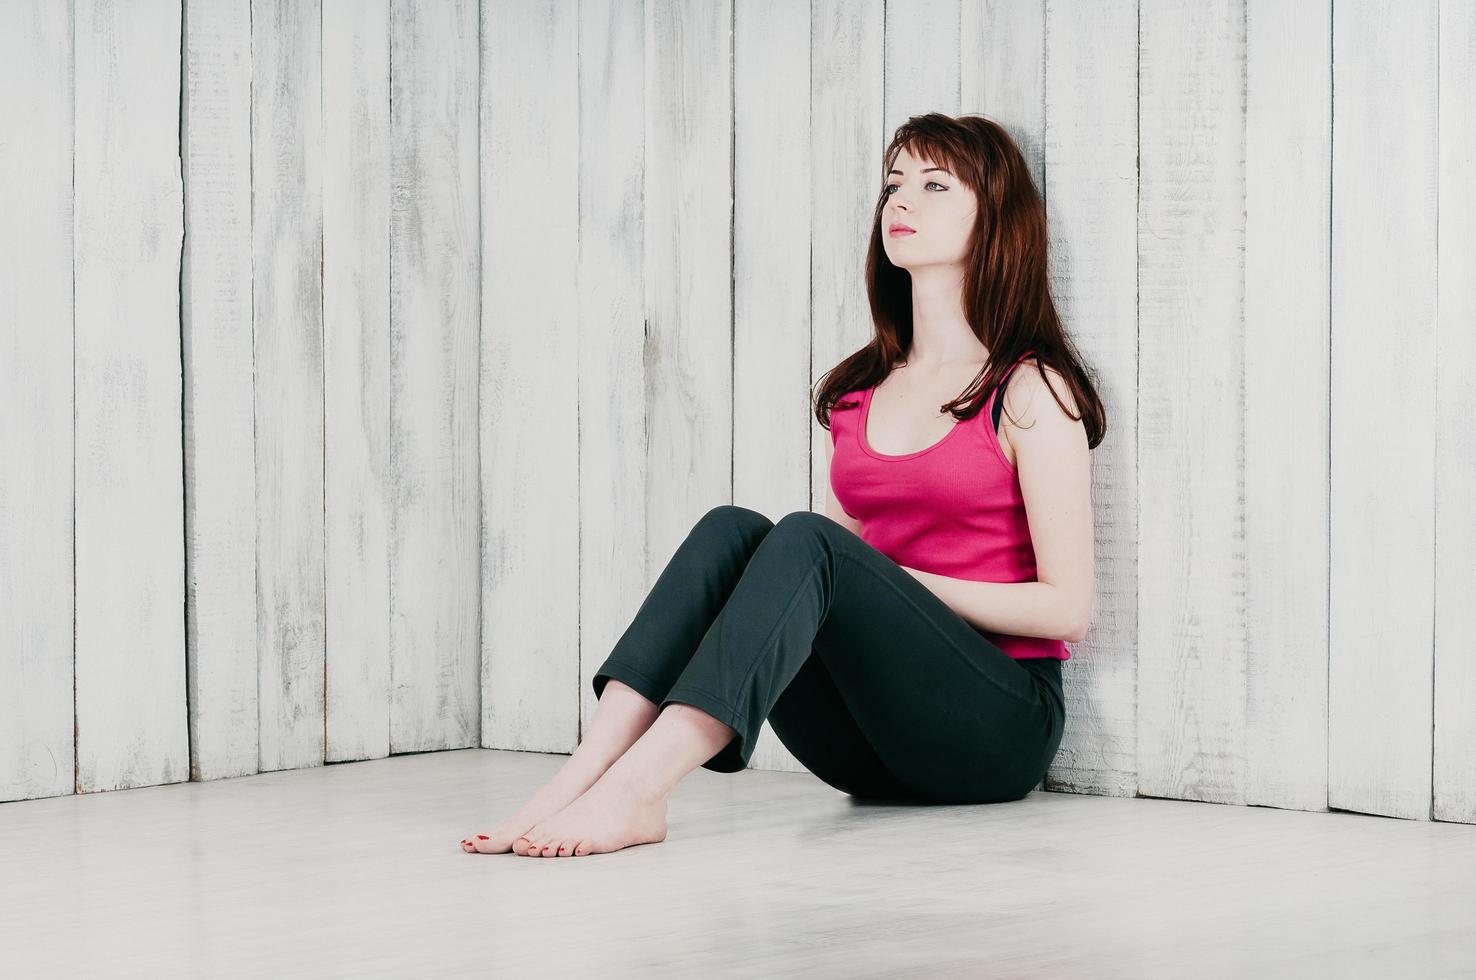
[899,573,1085,642]
[901,361,1095,643]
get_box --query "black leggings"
[591,505,1066,805]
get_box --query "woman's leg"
[464,678,660,853]
[767,525,1066,804]
[588,504,926,788]
[473,504,788,854]
[761,651,922,803]
[511,508,1065,856]
[588,504,778,718]
[504,506,930,856]
[631,508,1064,805]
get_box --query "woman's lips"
[888,227,916,237]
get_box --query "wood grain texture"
[962,0,1052,794]
[480,0,580,752]
[73,0,188,793]
[389,0,480,753]
[1244,0,1330,812]
[1041,0,1138,799]
[641,0,734,647]
[1329,0,1438,821]
[1137,0,1247,805]
[1433,0,1476,825]
[253,0,325,773]
[182,0,259,782]
[805,0,886,778]
[2,0,1471,830]
[736,0,813,774]
[574,0,651,752]
[965,0,1046,187]
[324,0,392,763]
[0,0,75,801]
[883,0,962,140]
[809,0,884,531]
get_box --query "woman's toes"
[556,840,574,856]
[471,834,505,854]
[460,838,475,852]
[520,825,551,856]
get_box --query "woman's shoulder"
[1004,357,1078,415]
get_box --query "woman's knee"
[772,509,838,536]
[696,503,775,539]
[762,510,854,554]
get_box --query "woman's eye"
[884,181,945,194]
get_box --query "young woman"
[462,112,1105,858]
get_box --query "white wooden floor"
[2,748,1474,978]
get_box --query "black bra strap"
[990,360,1025,433]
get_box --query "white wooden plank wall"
[1329,0,1438,820]
[737,0,814,772]
[73,0,189,793]
[1,0,1472,829]
[182,0,257,781]
[387,0,481,753]
[641,0,736,698]
[1038,0,1138,798]
[323,0,391,763]
[1434,0,1476,824]
[797,0,886,774]
[0,1,75,800]
[1245,0,1329,813]
[1137,0,1246,805]
[964,0,1049,790]
[253,0,326,774]
[573,0,650,751]
[481,0,581,753]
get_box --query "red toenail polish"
[476,835,488,840]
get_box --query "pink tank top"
[828,350,1070,660]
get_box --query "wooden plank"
[1244,0,1331,813]
[964,0,1045,186]
[883,0,961,139]
[323,0,392,763]
[389,0,480,752]
[0,0,76,801]
[252,0,325,772]
[572,0,651,748]
[1040,0,1138,798]
[73,0,188,792]
[1329,0,1438,820]
[1137,0,1246,804]
[972,0,1067,802]
[640,0,735,682]
[1434,0,1476,826]
[805,0,884,772]
[735,0,814,774]
[182,0,259,781]
[480,0,580,752]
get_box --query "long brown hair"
[813,112,1106,450]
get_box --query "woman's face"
[880,145,978,272]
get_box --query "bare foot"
[462,763,611,854]
[513,772,668,857]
